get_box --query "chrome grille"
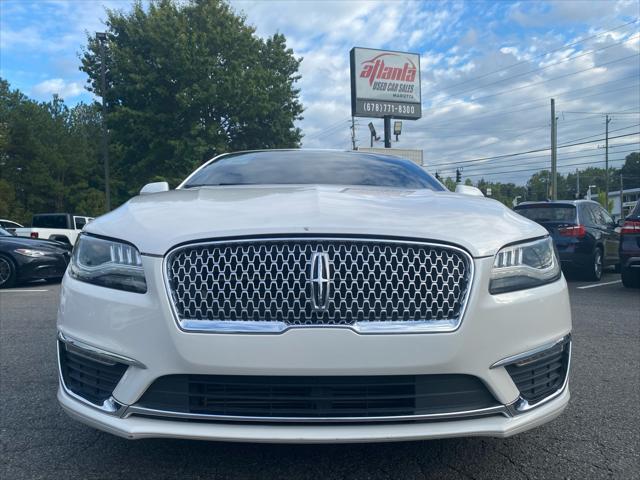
[166,238,472,331]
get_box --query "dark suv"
[620,201,640,288]
[514,200,620,281]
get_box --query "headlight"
[14,248,48,257]
[489,236,561,294]
[69,235,147,293]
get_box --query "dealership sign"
[350,47,421,120]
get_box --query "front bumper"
[57,382,569,443]
[57,255,572,442]
[17,253,69,281]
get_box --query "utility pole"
[576,169,580,199]
[350,117,356,150]
[619,174,624,219]
[605,114,611,209]
[550,98,557,200]
[97,32,111,212]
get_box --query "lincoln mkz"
[57,150,571,443]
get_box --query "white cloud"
[31,78,85,99]
[3,0,638,184]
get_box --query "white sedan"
[57,149,571,443]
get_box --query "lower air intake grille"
[136,374,498,420]
[506,338,570,405]
[58,342,128,405]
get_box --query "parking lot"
[1,274,638,480]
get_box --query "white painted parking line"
[0,289,49,293]
[577,280,622,290]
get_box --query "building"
[605,187,640,220]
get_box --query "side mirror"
[455,185,484,197]
[140,181,169,195]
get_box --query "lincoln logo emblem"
[308,252,331,311]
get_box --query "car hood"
[85,185,547,257]
[0,236,71,251]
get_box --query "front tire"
[0,255,17,289]
[583,247,603,281]
[621,267,640,288]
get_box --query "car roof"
[207,148,418,165]
[32,213,90,217]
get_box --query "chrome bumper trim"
[490,334,571,369]
[58,331,146,369]
[179,318,460,334]
[123,403,510,423]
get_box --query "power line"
[423,125,551,160]
[304,62,638,147]
[407,94,639,161]
[431,19,639,94]
[608,141,640,148]
[559,106,640,124]
[333,75,639,146]
[420,117,638,162]
[435,148,639,176]
[457,156,630,178]
[557,123,640,146]
[428,131,639,168]
[437,148,639,175]
[410,74,640,131]
[303,118,351,141]
[561,111,640,115]
[430,34,639,103]
[423,53,639,113]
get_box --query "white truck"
[14,213,94,245]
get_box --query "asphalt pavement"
[1,274,639,479]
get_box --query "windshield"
[32,215,68,229]
[182,151,445,190]
[515,205,577,222]
[0,227,12,236]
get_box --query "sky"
[1,0,639,184]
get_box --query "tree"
[476,178,527,207]
[597,191,614,213]
[0,79,105,224]
[620,152,640,189]
[80,0,304,205]
[443,177,456,191]
[526,170,551,201]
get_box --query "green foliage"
[620,152,640,188]
[0,79,105,224]
[443,177,456,191]
[80,0,304,203]
[467,151,639,209]
[596,191,614,212]
[476,178,528,207]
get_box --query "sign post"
[350,47,421,149]
[384,117,391,148]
